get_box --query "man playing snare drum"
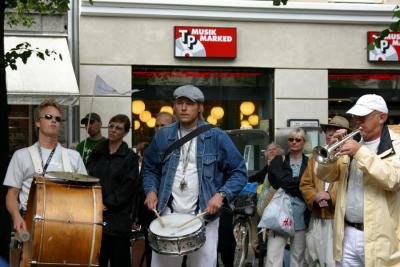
[4,99,87,237]
[143,85,247,267]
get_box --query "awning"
[5,36,79,105]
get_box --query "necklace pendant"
[180,180,187,191]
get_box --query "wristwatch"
[218,191,226,199]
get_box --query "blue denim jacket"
[143,120,247,219]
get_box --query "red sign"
[368,31,400,62]
[175,26,236,58]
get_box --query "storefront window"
[131,66,273,145]
[328,70,400,126]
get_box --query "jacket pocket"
[203,155,217,178]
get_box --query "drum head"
[149,213,202,237]
[46,172,99,183]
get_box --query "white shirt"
[3,142,87,211]
[345,137,380,223]
[171,128,199,213]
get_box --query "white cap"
[346,94,388,116]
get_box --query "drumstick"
[152,209,165,227]
[177,211,208,229]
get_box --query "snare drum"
[148,213,206,255]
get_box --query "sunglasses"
[108,123,124,132]
[40,114,62,123]
[288,138,303,143]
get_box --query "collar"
[167,120,212,142]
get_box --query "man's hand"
[205,193,224,215]
[313,191,330,203]
[338,140,361,157]
[331,129,348,145]
[13,213,27,234]
[144,192,158,211]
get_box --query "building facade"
[79,0,400,149]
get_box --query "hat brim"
[320,123,351,133]
[346,105,373,116]
[80,118,89,125]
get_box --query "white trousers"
[265,230,306,267]
[151,218,219,267]
[336,226,365,267]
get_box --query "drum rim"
[148,214,204,238]
[147,227,206,256]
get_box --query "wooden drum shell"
[22,176,102,267]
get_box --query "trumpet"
[313,129,361,164]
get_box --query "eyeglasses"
[40,114,62,123]
[108,123,124,132]
[288,138,303,143]
[353,111,379,123]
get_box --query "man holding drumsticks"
[143,85,247,267]
[4,99,87,240]
[315,94,400,267]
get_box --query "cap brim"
[346,105,372,116]
[175,95,198,102]
[80,118,88,124]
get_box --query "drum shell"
[148,223,206,255]
[22,176,103,266]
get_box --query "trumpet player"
[316,94,400,267]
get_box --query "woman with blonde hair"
[265,128,309,267]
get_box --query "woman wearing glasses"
[87,114,140,267]
[265,128,309,267]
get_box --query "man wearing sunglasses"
[4,99,87,241]
[316,94,400,267]
[76,112,106,166]
[86,114,140,267]
[143,85,247,267]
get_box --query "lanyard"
[178,129,194,191]
[37,143,57,175]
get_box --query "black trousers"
[99,234,131,267]
[217,206,236,267]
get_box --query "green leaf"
[367,43,375,51]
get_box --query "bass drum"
[22,176,103,267]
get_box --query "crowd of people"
[3,87,400,267]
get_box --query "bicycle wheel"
[233,219,250,267]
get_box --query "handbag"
[256,176,276,216]
[258,188,295,236]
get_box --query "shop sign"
[175,26,236,58]
[368,31,400,62]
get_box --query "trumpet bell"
[312,128,361,164]
[312,146,330,164]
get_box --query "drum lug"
[33,215,44,221]
[35,176,45,184]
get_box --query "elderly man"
[316,94,400,267]
[300,116,350,267]
[143,84,247,267]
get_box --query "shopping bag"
[256,177,276,216]
[258,188,295,236]
[305,216,335,267]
